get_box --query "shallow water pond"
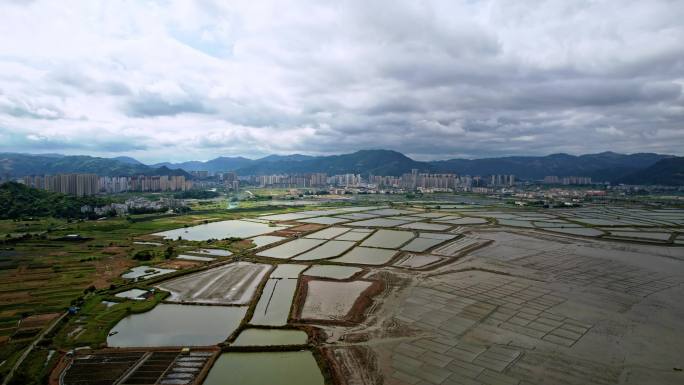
[202,351,324,385]
[399,222,451,231]
[303,265,362,280]
[293,240,356,261]
[270,264,308,278]
[154,220,287,241]
[401,237,446,252]
[249,235,286,248]
[107,304,245,347]
[361,229,415,249]
[544,227,604,237]
[257,238,326,259]
[177,254,214,262]
[121,266,175,280]
[331,247,397,265]
[301,280,372,321]
[347,218,411,227]
[232,328,308,346]
[304,227,351,239]
[250,279,298,326]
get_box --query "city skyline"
[1,1,683,163]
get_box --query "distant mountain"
[235,149,429,176]
[428,152,671,181]
[153,156,253,173]
[256,154,315,163]
[619,157,684,185]
[3,150,680,185]
[113,156,144,165]
[0,153,190,178]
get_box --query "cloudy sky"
[0,0,683,163]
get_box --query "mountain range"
[1,150,682,185]
[0,153,190,178]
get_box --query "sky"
[0,0,683,163]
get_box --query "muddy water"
[301,280,372,320]
[203,351,324,385]
[232,328,308,346]
[154,220,287,241]
[107,304,245,347]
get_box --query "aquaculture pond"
[360,229,415,249]
[250,279,298,326]
[257,238,326,259]
[293,240,356,261]
[401,237,446,252]
[177,254,214,262]
[202,351,324,385]
[331,247,397,265]
[435,217,488,225]
[121,266,176,280]
[157,262,269,305]
[301,280,372,321]
[304,265,362,280]
[305,227,351,239]
[270,264,308,278]
[249,235,286,248]
[231,328,308,346]
[154,220,287,241]
[107,304,246,347]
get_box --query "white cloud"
[0,0,683,162]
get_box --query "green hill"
[0,182,111,219]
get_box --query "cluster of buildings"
[22,174,99,197]
[80,197,186,216]
[543,176,593,185]
[22,174,192,196]
[240,169,516,193]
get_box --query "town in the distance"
[0,148,683,385]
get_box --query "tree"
[164,246,175,259]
